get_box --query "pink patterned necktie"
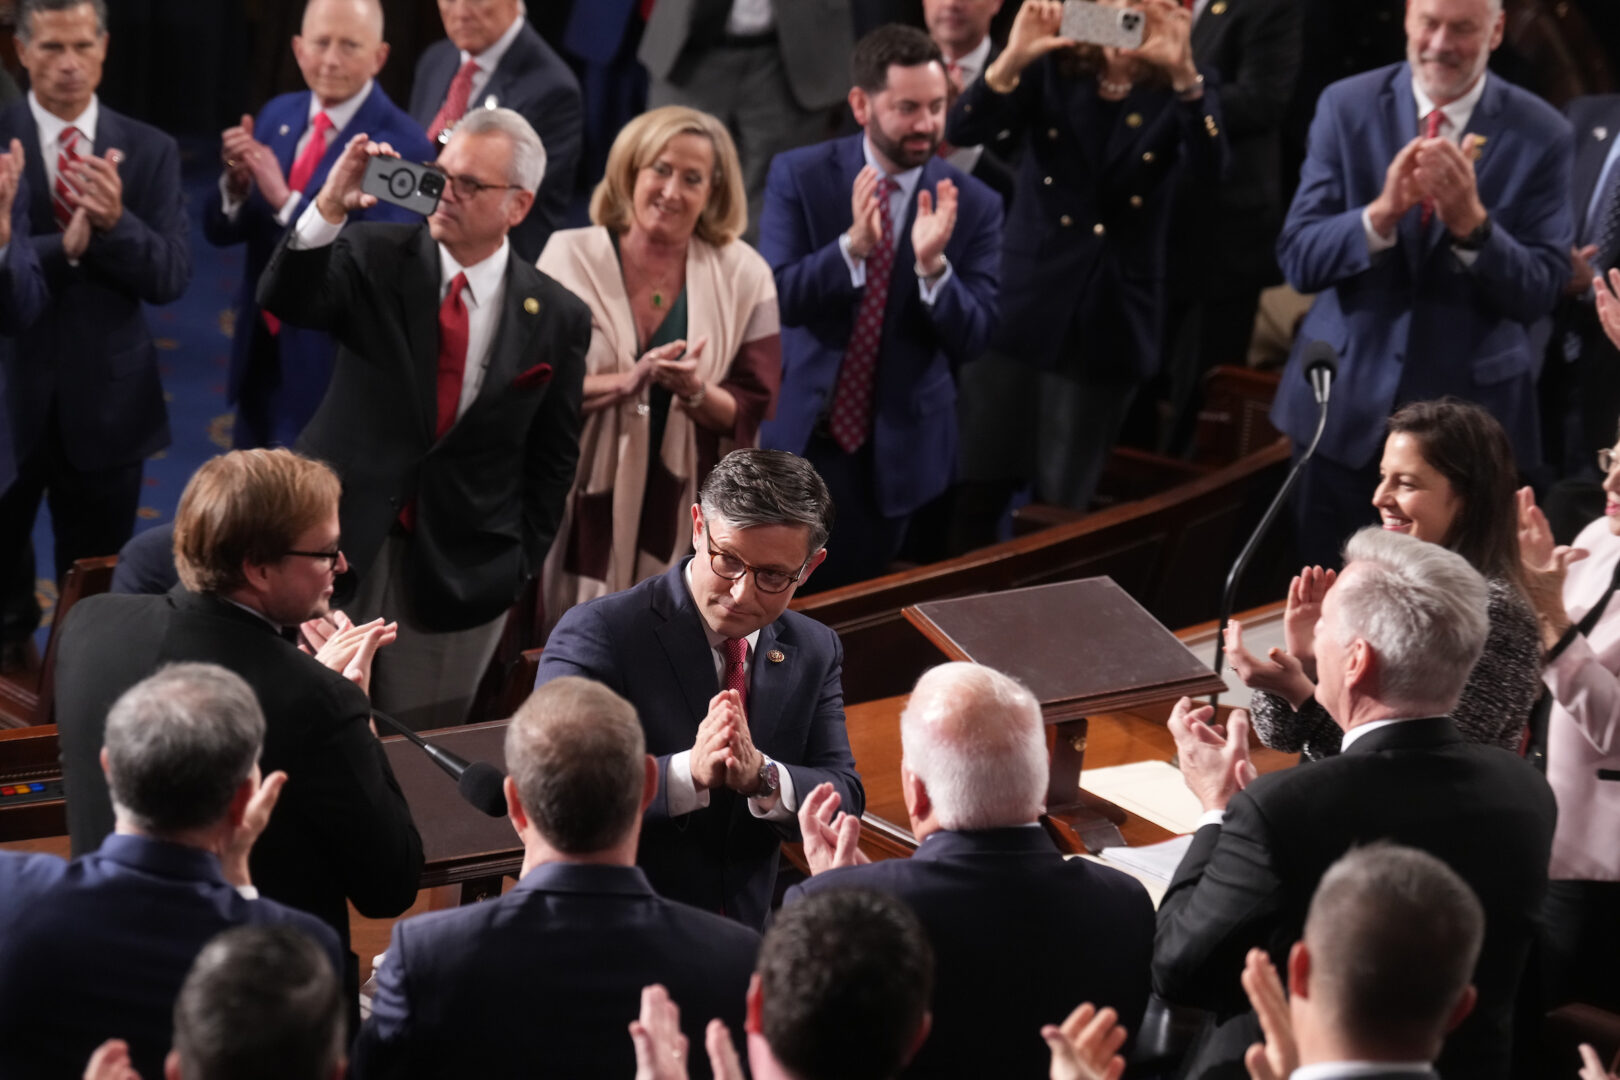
[52,126,83,231]
[722,637,749,712]
[1419,108,1443,226]
[428,59,479,142]
[829,175,898,453]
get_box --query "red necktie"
[52,126,82,231]
[264,112,335,336]
[286,111,333,196]
[435,272,470,440]
[829,176,897,453]
[638,0,657,19]
[1419,108,1443,227]
[722,637,749,713]
[427,59,479,143]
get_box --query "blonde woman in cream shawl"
[538,106,782,628]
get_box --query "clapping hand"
[691,689,746,792]
[82,1040,140,1080]
[1597,268,1620,352]
[912,179,958,278]
[1579,1043,1620,1080]
[1516,486,1587,649]
[1224,619,1315,710]
[300,610,397,698]
[1368,138,1425,237]
[1241,949,1299,1080]
[1413,134,1487,239]
[848,165,885,261]
[1042,1002,1128,1080]
[798,781,869,874]
[0,139,24,248]
[628,985,745,1080]
[221,113,291,208]
[220,769,288,888]
[68,150,125,232]
[1282,566,1334,679]
[1167,697,1257,814]
[652,336,709,400]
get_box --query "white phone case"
[1060,0,1146,49]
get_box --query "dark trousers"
[798,432,910,594]
[0,416,143,640]
[1289,446,1381,571]
[1542,878,1620,1012]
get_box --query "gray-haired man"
[536,448,864,930]
[0,664,341,1080]
[258,106,590,731]
[1153,528,1555,1080]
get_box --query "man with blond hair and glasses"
[536,447,863,930]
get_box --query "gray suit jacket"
[638,0,852,111]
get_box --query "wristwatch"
[754,756,780,800]
[1453,215,1492,252]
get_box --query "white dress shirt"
[460,11,526,108]
[1292,1063,1436,1080]
[219,81,375,228]
[1363,72,1490,262]
[665,561,798,822]
[837,136,955,304]
[29,90,97,208]
[725,0,775,36]
[290,201,510,424]
[944,33,994,176]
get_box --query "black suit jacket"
[0,100,189,472]
[258,222,589,632]
[52,589,424,993]
[1168,0,1302,297]
[785,826,1155,1079]
[1153,718,1556,1080]
[408,22,583,262]
[351,862,760,1080]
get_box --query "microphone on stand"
[1209,342,1338,697]
[371,709,508,817]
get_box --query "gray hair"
[173,926,343,1080]
[1334,528,1489,715]
[17,0,106,42]
[1305,842,1484,1057]
[104,663,265,836]
[506,677,645,853]
[452,106,546,194]
[900,663,1047,830]
[698,449,835,556]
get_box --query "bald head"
[899,663,1047,830]
[294,0,388,107]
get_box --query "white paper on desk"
[1097,833,1194,884]
[1073,852,1171,909]
[1079,760,1205,835]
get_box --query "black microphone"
[371,710,508,817]
[1304,340,1337,407]
[1209,342,1339,691]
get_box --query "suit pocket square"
[513,363,553,390]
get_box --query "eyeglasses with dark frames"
[425,163,523,201]
[1600,448,1620,474]
[703,527,805,595]
[281,547,344,570]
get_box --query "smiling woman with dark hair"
[539,106,781,630]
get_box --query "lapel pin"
[279,123,290,136]
[1597,126,1610,142]
[1210,1,1227,13]
[1126,112,1143,128]
[523,297,540,314]
[483,95,499,110]
[1464,134,1486,162]
[767,649,785,663]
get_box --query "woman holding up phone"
[945,0,1225,541]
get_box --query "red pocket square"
[512,363,553,390]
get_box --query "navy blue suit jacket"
[0,99,189,473]
[0,171,49,494]
[408,21,582,262]
[535,561,864,929]
[352,862,759,1080]
[756,135,1002,518]
[1154,718,1556,1080]
[201,85,434,447]
[950,59,1226,382]
[1273,64,1573,471]
[786,826,1156,1079]
[0,835,340,1080]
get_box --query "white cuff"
[1195,808,1226,830]
[1452,246,1480,268]
[1362,206,1397,253]
[217,172,245,222]
[747,758,798,822]
[274,189,304,227]
[838,232,867,288]
[917,258,953,306]
[235,883,260,900]
[291,199,345,249]
[666,751,710,817]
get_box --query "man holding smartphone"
[257,108,589,731]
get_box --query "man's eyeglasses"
[282,547,343,570]
[1600,448,1620,474]
[426,164,522,201]
[705,531,805,595]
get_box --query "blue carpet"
[30,139,238,647]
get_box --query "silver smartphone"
[1060,0,1146,48]
[360,155,445,217]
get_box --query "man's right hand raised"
[312,133,395,225]
[691,689,745,792]
[1366,137,1424,239]
[847,165,884,261]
